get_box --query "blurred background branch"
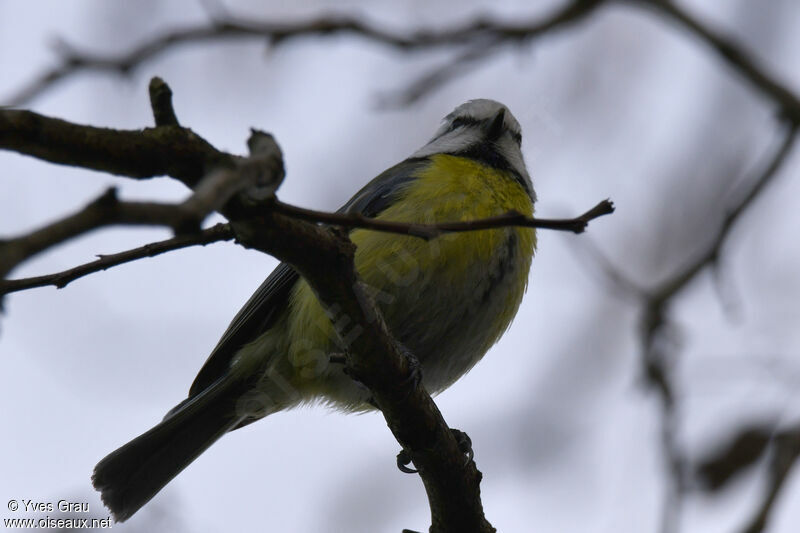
[2,0,604,107]
[643,122,798,533]
[584,118,798,533]
[4,0,800,122]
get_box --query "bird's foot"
[395,348,422,398]
[451,428,474,466]
[396,449,417,474]
[395,428,474,474]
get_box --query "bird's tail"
[92,374,249,522]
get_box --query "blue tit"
[93,99,537,521]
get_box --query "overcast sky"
[2,1,800,532]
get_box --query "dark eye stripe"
[448,116,481,132]
[447,116,522,145]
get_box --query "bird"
[92,98,537,521]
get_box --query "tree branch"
[375,0,605,107]
[149,76,180,127]
[648,120,799,306]
[0,122,283,284]
[0,108,235,187]
[1,99,611,295]
[741,428,800,533]
[273,198,615,239]
[3,0,605,107]
[0,223,233,296]
[580,119,798,533]
[0,188,211,280]
[640,121,798,533]
[628,0,800,123]
[6,0,800,125]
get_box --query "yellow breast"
[286,154,536,402]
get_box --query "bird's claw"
[395,428,473,474]
[397,449,417,474]
[451,428,474,466]
[395,349,422,399]
[329,353,347,365]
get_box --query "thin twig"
[3,0,605,106]
[6,0,800,125]
[0,125,280,285]
[273,199,615,239]
[0,194,614,296]
[628,0,800,122]
[696,425,775,492]
[649,121,799,305]
[570,238,647,301]
[740,428,800,533]
[149,76,180,127]
[1,97,611,300]
[0,188,208,280]
[376,43,500,108]
[0,223,233,296]
[580,121,799,533]
[641,121,799,533]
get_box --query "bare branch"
[0,108,284,285]
[636,122,799,533]
[273,199,615,239]
[376,44,498,108]
[741,428,800,533]
[0,97,609,300]
[3,0,605,107]
[569,238,647,301]
[148,76,180,127]
[0,223,233,296]
[375,0,605,107]
[649,121,799,306]
[575,110,799,533]
[185,130,285,217]
[6,0,800,127]
[695,424,800,533]
[0,108,235,187]
[0,188,208,280]
[588,120,800,332]
[628,0,800,122]
[696,424,775,491]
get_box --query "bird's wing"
[188,263,298,396]
[186,157,429,398]
[339,157,426,216]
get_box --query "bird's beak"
[487,109,506,141]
